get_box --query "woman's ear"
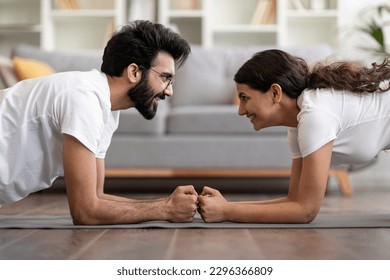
[126,63,142,83]
[271,83,283,103]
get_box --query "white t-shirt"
[0,69,120,204]
[288,87,390,167]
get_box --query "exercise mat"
[1,213,389,229]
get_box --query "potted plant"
[356,4,390,57]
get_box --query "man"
[0,20,198,225]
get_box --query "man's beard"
[127,77,165,120]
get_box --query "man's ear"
[271,83,283,103]
[126,63,142,83]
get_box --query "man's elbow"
[70,205,100,225]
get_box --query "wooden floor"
[1,187,390,260]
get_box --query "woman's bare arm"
[198,141,333,223]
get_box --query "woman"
[198,49,390,223]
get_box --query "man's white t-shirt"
[288,87,390,167]
[0,69,120,205]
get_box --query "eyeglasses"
[149,68,175,89]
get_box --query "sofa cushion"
[172,45,246,107]
[115,101,169,135]
[172,44,333,107]
[12,44,101,72]
[13,56,54,80]
[106,135,292,169]
[167,105,287,135]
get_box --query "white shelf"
[0,0,131,55]
[168,10,204,17]
[50,9,118,17]
[287,10,338,18]
[0,24,41,33]
[158,0,340,49]
[41,0,127,52]
[0,0,41,56]
[0,0,342,55]
[212,24,278,33]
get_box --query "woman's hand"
[198,186,229,223]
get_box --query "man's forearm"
[71,197,169,225]
[71,186,198,225]
[98,193,166,203]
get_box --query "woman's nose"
[237,103,246,116]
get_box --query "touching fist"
[198,186,229,223]
[165,185,198,222]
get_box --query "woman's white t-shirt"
[288,87,390,167]
[0,69,120,204]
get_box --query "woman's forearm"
[226,200,318,224]
[233,196,291,205]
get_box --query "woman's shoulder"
[298,88,342,110]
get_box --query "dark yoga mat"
[1,213,389,229]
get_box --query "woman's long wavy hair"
[234,49,390,98]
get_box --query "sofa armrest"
[0,62,18,88]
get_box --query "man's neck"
[106,74,134,111]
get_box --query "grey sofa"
[109,44,327,169]
[2,44,353,194]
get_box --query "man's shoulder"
[50,69,102,84]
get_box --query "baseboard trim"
[105,168,352,197]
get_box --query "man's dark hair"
[101,20,191,76]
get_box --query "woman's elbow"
[299,213,317,224]
[298,205,320,224]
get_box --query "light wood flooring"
[1,186,390,260]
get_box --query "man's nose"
[164,84,173,97]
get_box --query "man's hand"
[165,185,198,222]
[198,186,229,223]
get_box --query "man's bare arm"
[63,134,198,225]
